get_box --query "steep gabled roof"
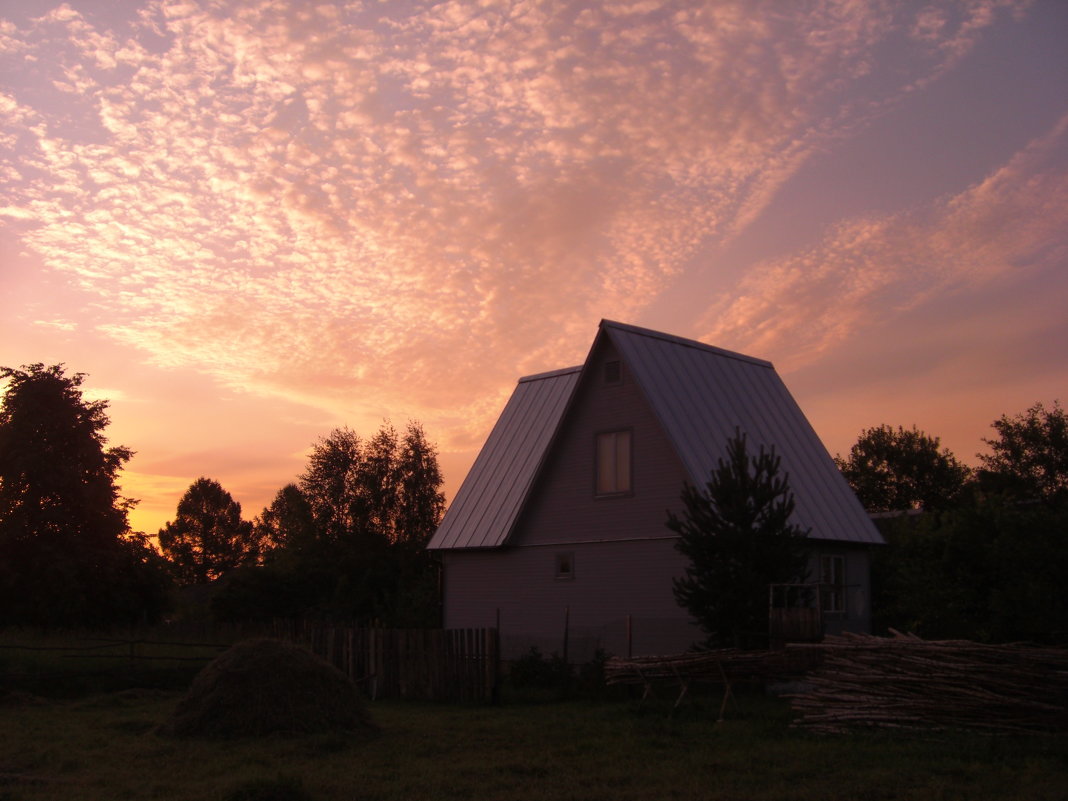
[428,320,882,550]
[601,321,882,545]
[428,366,581,550]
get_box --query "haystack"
[158,638,374,737]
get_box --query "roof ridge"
[599,319,773,368]
[518,365,583,383]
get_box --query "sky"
[1,0,1066,537]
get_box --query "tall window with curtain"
[596,430,632,496]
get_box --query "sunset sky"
[2,0,1066,537]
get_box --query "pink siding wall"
[443,541,704,658]
[510,337,691,548]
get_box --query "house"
[428,321,884,658]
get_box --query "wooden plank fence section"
[302,625,499,703]
[769,607,822,645]
[0,623,499,704]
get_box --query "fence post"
[563,606,570,664]
[368,627,378,701]
[489,626,501,705]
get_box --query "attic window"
[555,552,575,580]
[604,360,622,384]
[596,430,632,495]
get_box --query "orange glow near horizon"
[2,1,1066,535]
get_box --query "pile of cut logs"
[604,647,818,712]
[603,632,1068,734]
[785,631,1068,734]
[604,647,814,687]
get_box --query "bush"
[507,647,621,701]
[872,497,1068,642]
[577,648,612,698]
[508,646,573,694]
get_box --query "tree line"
[833,403,1067,643]
[0,363,444,629]
[3,361,1063,644]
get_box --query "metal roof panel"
[427,366,581,550]
[601,321,882,545]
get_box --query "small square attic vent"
[604,360,621,384]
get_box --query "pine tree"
[668,430,810,647]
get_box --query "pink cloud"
[698,112,1068,366]
[0,0,1041,462]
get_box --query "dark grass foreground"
[0,688,1065,801]
[157,638,375,738]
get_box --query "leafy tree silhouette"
[0,363,169,626]
[298,422,445,547]
[835,424,971,513]
[978,400,1067,504]
[158,477,257,585]
[215,421,445,625]
[254,483,318,556]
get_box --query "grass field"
[1,686,1065,801]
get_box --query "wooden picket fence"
[302,625,500,703]
[0,622,500,704]
[151,619,502,702]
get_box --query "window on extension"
[820,554,846,615]
[596,430,632,496]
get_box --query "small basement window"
[555,552,575,580]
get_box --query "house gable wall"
[449,336,704,656]
[509,336,691,549]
